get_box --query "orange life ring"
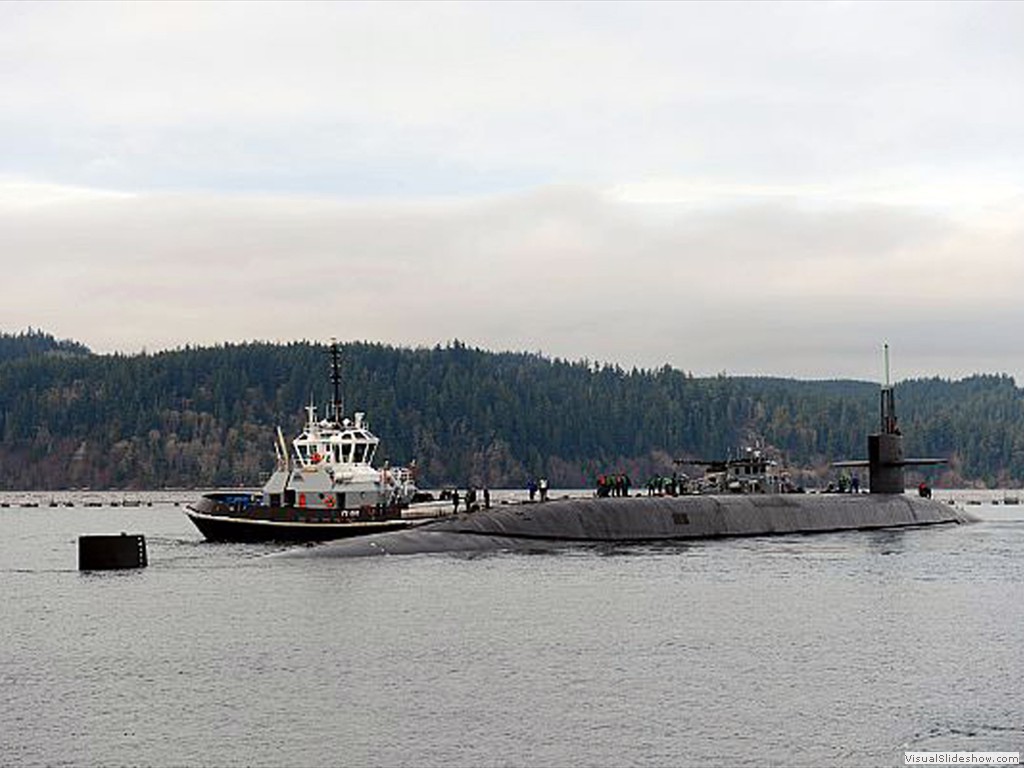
[323,495,335,508]
[311,452,322,464]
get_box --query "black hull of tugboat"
[185,494,415,543]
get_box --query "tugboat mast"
[329,338,343,423]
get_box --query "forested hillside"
[1,332,1022,490]
[0,328,91,363]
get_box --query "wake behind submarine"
[287,357,976,559]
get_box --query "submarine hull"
[286,493,976,557]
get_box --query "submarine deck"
[286,492,976,557]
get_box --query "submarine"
[287,352,976,558]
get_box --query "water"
[2,490,1022,767]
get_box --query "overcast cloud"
[2,1,1023,381]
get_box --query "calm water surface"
[1,490,1022,767]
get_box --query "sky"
[2,0,1023,382]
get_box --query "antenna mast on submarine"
[329,338,343,423]
[880,342,897,435]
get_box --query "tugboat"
[185,342,446,543]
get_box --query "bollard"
[78,533,148,570]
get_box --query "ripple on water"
[906,722,1024,752]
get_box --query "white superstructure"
[258,342,418,514]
